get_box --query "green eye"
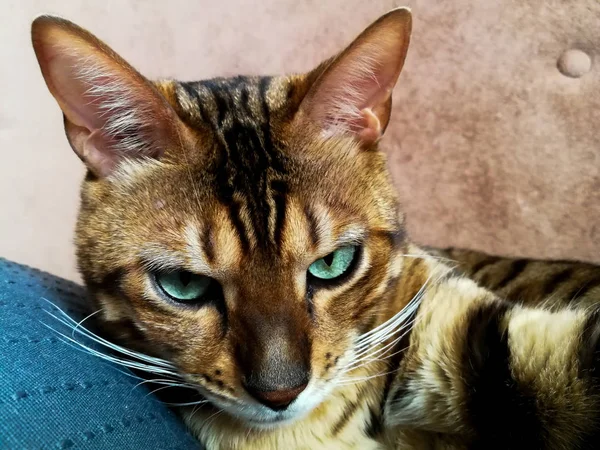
[155,271,212,302]
[308,245,357,281]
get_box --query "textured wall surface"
[1,0,599,282]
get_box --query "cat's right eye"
[154,271,216,304]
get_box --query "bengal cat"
[31,8,600,449]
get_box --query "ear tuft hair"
[299,8,412,146]
[31,15,186,177]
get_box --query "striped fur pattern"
[31,9,600,450]
[433,247,600,310]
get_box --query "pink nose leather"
[247,382,307,410]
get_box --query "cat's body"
[434,247,600,310]
[31,8,600,449]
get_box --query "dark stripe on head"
[273,193,286,250]
[349,265,379,321]
[227,201,250,254]
[462,301,543,448]
[179,81,208,123]
[202,226,215,264]
[271,180,288,251]
[210,285,229,339]
[258,77,275,164]
[305,283,315,318]
[206,81,231,126]
[198,76,289,251]
[372,229,406,249]
[491,259,529,291]
[303,204,320,249]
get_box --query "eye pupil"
[179,271,192,286]
[323,253,334,266]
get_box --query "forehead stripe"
[271,179,288,251]
[303,204,321,250]
[179,81,208,123]
[201,225,216,264]
[175,77,292,252]
[227,201,251,255]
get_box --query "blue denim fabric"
[0,257,202,449]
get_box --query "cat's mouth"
[197,380,327,430]
[221,398,312,430]
[243,415,298,430]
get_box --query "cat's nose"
[244,381,308,411]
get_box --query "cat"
[31,7,600,449]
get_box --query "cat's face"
[32,9,412,427]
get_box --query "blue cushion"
[0,257,202,449]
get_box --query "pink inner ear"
[41,39,166,161]
[32,18,181,177]
[41,44,108,132]
[301,11,411,142]
[308,48,399,137]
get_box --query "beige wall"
[3,0,600,283]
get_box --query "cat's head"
[31,9,412,427]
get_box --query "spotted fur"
[31,8,600,450]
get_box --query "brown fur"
[31,8,600,450]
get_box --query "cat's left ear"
[298,8,412,146]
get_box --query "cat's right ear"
[31,16,188,177]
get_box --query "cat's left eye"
[308,245,358,282]
[154,271,214,303]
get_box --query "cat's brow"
[183,223,215,274]
[138,246,187,272]
[335,227,367,246]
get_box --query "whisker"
[72,308,104,338]
[336,364,404,386]
[166,399,211,407]
[353,295,421,353]
[342,326,414,374]
[357,261,452,349]
[340,262,454,378]
[205,408,225,428]
[134,377,197,390]
[40,321,181,378]
[401,252,458,265]
[42,298,175,369]
[342,321,415,373]
[46,331,161,383]
[355,271,433,345]
[145,383,200,398]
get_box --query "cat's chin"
[242,415,301,430]
[223,400,316,431]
